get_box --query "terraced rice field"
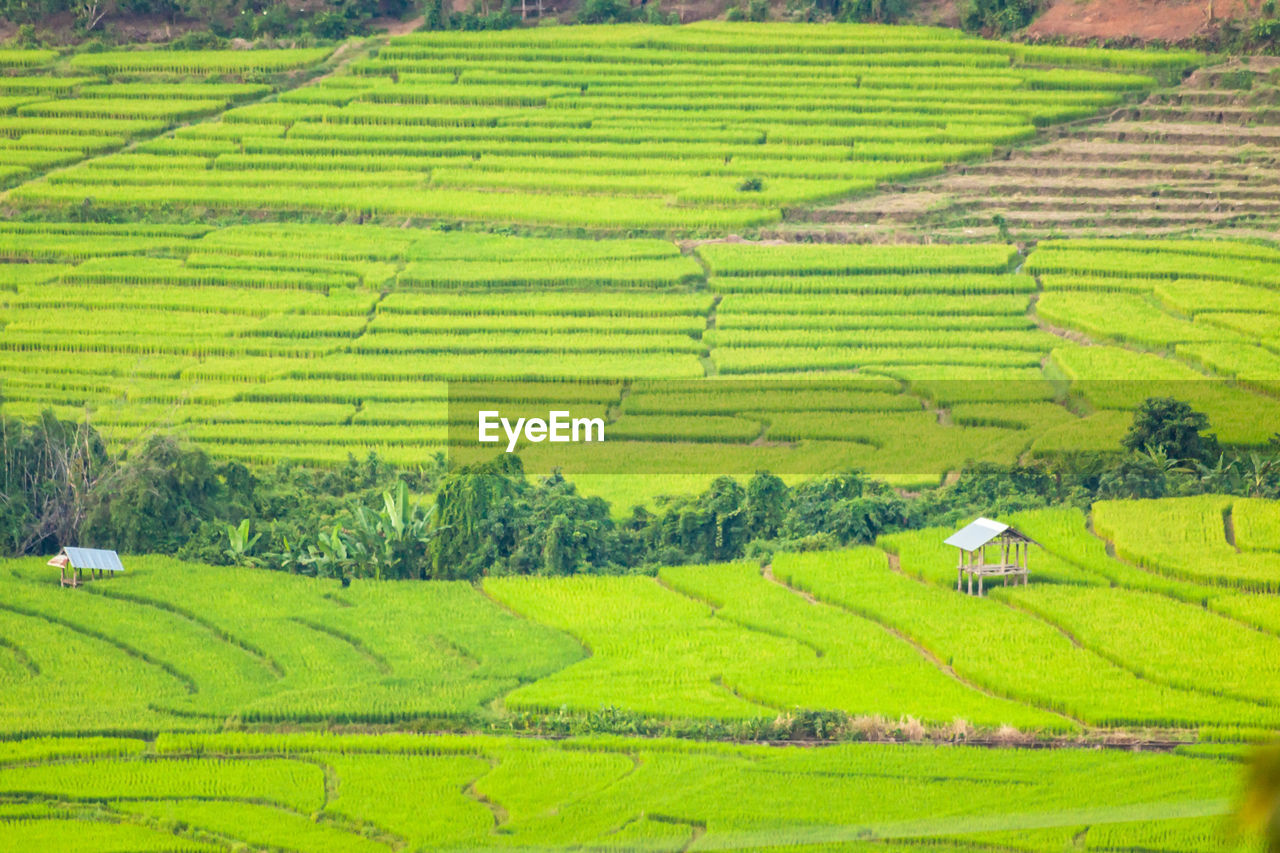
[794,58,1280,242]
[0,499,1276,849]
[0,47,333,191]
[2,501,1278,735]
[1,26,1278,852]
[0,732,1245,853]
[4,223,1279,493]
[4,26,1196,231]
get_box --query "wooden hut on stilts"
[944,518,1037,596]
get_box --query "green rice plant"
[1152,279,1280,316]
[1176,343,1280,396]
[8,132,123,153]
[353,401,448,425]
[715,345,1043,373]
[994,581,1280,709]
[0,149,82,168]
[704,328,1054,351]
[239,379,448,404]
[1026,246,1280,289]
[658,562,1061,728]
[718,293,1029,315]
[948,401,1078,432]
[21,28,1166,232]
[118,800,389,853]
[714,274,1035,295]
[396,256,704,289]
[378,291,711,316]
[1035,292,1249,349]
[0,820,218,852]
[1233,498,1280,552]
[349,332,705,355]
[623,387,911,416]
[714,312,1033,331]
[604,414,761,443]
[289,352,705,381]
[68,48,333,74]
[0,115,167,137]
[1029,410,1133,455]
[77,82,271,100]
[1039,238,1280,264]
[17,97,226,121]
[701,243,1019,277]
[368,313,703,335]
[1196,312,1280,344]
[0,729,1247,852]
[778,545,1280,728]
[62,257,355,292]
[1093,496,1280,593]
[1038,273,1162,293]
[0,49,57,67]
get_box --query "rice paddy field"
[4,224,1280,496]
[1,21,1279,853]
[0,501,1276,850]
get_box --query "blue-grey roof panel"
[943,517,1009,552]
[63,547,124,572]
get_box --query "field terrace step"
[954,160,1280,182]
[928,175,1280,201]
[1146,89,1257,106]
[1120,105,1280,123]
[784,59,1280,241]
[1063,121,1280,146]
[957,195,1280,215]
[949,208,1266,227]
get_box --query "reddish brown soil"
[1027,0,1255,43]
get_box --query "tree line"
[2,397,1277,580]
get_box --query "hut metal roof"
[944,517,1031,552]
[61,547,124,572]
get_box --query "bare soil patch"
[1026,0,1254,43]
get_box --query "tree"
[0,410,107,555]
[962,0,1038,34]
[1098,445,1191,500]
[745,471,788,540]
[576,0,638,23]
[429,455,525,580]
[1123,397,1218,464]
[82,434,222,554]
[424,0,449,28]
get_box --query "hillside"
[0,502,1276,848]
[1,21,1279,853]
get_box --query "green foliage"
[576,0,642,23]
[1123,397,1219,464]
[82,434,223,554]
[963,0,1038,35]
[0,410,107,555]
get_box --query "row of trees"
[3,397,1277,579]
[3,0,410,41]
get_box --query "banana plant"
[348,480,438,580]
[223,518,261,567]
